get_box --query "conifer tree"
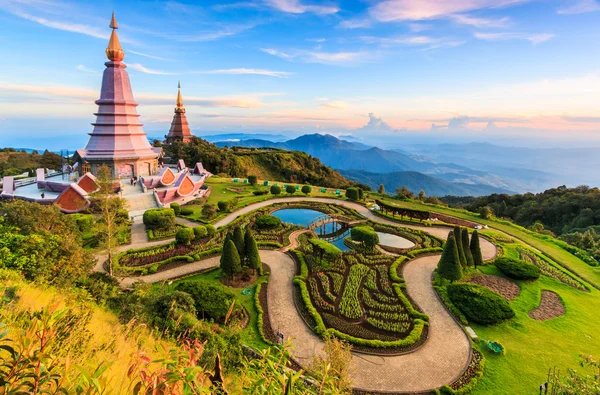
[438,232,462,282]
[220,232,232,267]
[244,230,262,274]
[221,240,242,280]
[454,226,467,266]
[462,228,475,267]
[232,226,246,264]
[470,230,484,268]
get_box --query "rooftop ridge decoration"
[106,11,124,62]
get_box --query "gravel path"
[95,197,499,393]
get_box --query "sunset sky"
[1,0,599,149]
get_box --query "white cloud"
[339,18,372,29]
[305,51,371,64]
[475,31,554,44]
[76,65,99,75]
[128,63,175,75]
[557,0,600,14]
[361,35,466,50]
[194,68,293,78]
[320,100,349,109]
[128,50,168,61]
[408,23,432,32]
[9,10,108,39]
[369,0,527,22]
[356,113,396,133]
[261,48,296,60]
[449,14,510,27]
[307,38,326,42]
[265,0,339,15]
[173,24,255,42]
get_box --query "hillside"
[163,138,352,188]
[341,169,514,197]
[0,148,62,177]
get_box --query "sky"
[0,0,599,150]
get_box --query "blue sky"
[1,0,599,150]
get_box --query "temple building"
[73,12,161,179]
[165,82,194,144]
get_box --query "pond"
[376,232,415,249]
[272,208,352,251]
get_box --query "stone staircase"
[125,192,159,216]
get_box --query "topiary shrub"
[175,280,235,322]
[345,187,359,201]
[286,185,296,194]
[247,175,258,185]
[175,227,195,245]
[73,213,94,233]
[301,185,311,195]
[252,190,268,196]
[270,185,281,195]
[255,215,281,229]
[180,207,194,216]
[205,224,216,237]
[494,257,541,280]
[447,283,515,325]
[350,226,379,250]
[170,202,181,215]
[143,208,176,230]
[193,225,208,239]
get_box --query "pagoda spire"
[175,81,184,112]
[106,12,124,62]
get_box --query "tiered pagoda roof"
[165,82,194,143]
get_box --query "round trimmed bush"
[270,185,281,195]
[170,202,181,215]
[205,224,216,237]
[252,190,268,196]
[286,185,296,194]
[447,283,515,325]
[143,208,176,230]
[494,257,541,280]
[180,207,194,216]
[175,227,195,245]
[255,214,281,229]
[193,225,208,238]
[301,185,311,195]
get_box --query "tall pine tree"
[454,226,467,267]
[232,226,246,264]
[438,232,463,282]
[470,230,484,268]
[462,228,475,267]
[244,230,262,274]
[220,232,232,267]
[221,239,242,280]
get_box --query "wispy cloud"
[560,115,600,123]
[370,0,527,22]
[76,65,100,75]
[320,100,349,110]
[265,0,339,15]
[408,23,431,32]
[362,35,465,50]
[128,50,168,61]
[128,63,175,75]
[8,10,108,39]
[173,23,256,42]
[558,0,600,14]
[213,2,260,11]
[475,31,554,44]
[194,68,293,78]
[261,48,296,60]
[338,18,372,29]
[262,47,371,65]
[449,14,510,27]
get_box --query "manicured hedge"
[253,190,268,196]
[255,215,281,229]
[254,281,274,345]
[393,284,429,322]
[175,280,235,322]
[389,256,408,284]
[143,208,176,230]
[180,207,194,216]
[175,227,195,245]
[170,202,180,215]
[73,213,94,233]
[494,257,541,280]
[193,225,208,238]
[407,247,444,258]
[447,283,515,325]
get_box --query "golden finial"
[106,12,124,62]
[176,81,184,111]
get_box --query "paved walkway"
[94,197,498,393]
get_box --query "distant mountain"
[200,133,290,143]
[216,133,518,192]
[340,169,514,197]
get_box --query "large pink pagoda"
[165,82,194,144]
[74,12,161,179]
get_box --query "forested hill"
[162,138,352,188]
[0,148,62,177]
[441,185,600,258]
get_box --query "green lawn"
[166,267,271,351]
[470,263,600,393]
[368,193,600,288]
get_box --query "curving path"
[100,197,497,393]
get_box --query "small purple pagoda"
[74,12,161,179]
[165,82,194,144]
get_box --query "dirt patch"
[529,290,565,321]
[468,274,520,301]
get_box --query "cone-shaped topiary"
[232,226,245,264]
[462,228,474,267]
[454,226,467,267]
[470,230,484,268]
[221,239,242,280]
[244,230,262,274]
[438,232,463,282]
[220,232,232,267]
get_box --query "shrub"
[252,190,268,196]
[270,185,281,195]
[193,226,208,239]
[180,207,194,216]
[170,202,181,215]
[143,208,176,230]
[350,226,379,250]
[470,230,484,268]
[447,283,515,325]
[151,291,197,320]
[494,257,541,280]
[301,185,311,195]
[175,281,235,322]
[255,215,281,229]
[437,232,463,282]
[286,185,296,194]
[116,209,130,224]
[73,213,94,233]
[205,224,216,237]
[345,187,359,201]
[175,227,195,245]
[202,204,217,219]
[217,198,238,212]
[221,240,242,279]
[247,175,258,185]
